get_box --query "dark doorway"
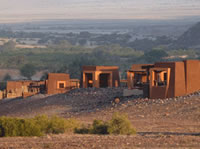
[86,73,93,87]
[134,73,145,87]
[99,73,110,88]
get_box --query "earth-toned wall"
[47,73,70,95]
[82,66,120,88]
[184,60,200,94]
[150,60,200,99]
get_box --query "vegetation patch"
[75,113,136,135]
[0,115,80,137]
[0,113,135,137]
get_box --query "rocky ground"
[0,88,199,148]
[0,88,124,117]
[0,134,199,149]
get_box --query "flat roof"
[82,65,119,71]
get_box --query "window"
[133,72,146,87]
[57,81,66,89]
[164,72,167,85]
[59,83,65,88]
[153,70,167,86]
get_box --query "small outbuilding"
[82,66,120,88]
[46,73,71,95]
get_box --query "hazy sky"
[0,0,200,22]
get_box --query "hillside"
[0,88,199,148]
[174,22,200,49]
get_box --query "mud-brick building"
[127,60,200,99]
[127,64,153,89]
[82,66,120,88]
[149,60,200,99]
[70,79,80,89]
[3,73,79,99]
[6,80,45,98]
[46,73,71,95]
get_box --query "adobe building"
[127,60,200,99]
[127,64,153,89]
[82,66,120,88]
[0,73,80,99]
[6,80,45,98]
[46,73,71,95]
[70,79,80,89]
[149,60,200,99]
[1,73,80,99]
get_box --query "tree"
[78,39,87,46]
[68,55,97,79]
[55,40,72,49]
[40,72,48,80]
[3,74,11,81]
[20,64,36,80]
[1,40,16,51]
[143,49,168,63]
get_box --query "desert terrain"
[0,88,199,148]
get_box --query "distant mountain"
[174,22,200,49]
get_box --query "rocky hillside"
[174,22,200,49]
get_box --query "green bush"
[47,116,79,134]
[91,120,109,134]
[75,113,136,135]
[108,113,136,135]
[0,117,20,137]
[0,115,80,137]
[33,115,49,134]
[17,119,43,136]
[0,114,135,137]
[64,118,80,132]
[74,120,109,135]
[0,117,43,137]
[47,116,66,134]
[74,125,91,134]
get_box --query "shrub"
[75,113,136,135]
[64,118,80,132]
[0,114,136,137]
[0,117,20,137]
[17,119,43,136]
[108,113,136,135]
[0,117,43,137]
[0,115,80,137]
[33,115,49,134]
[74,120,109,135]
[74,125,90,134]
[46,116,66,134]
[47,116,79,134]
[91,120,109,134]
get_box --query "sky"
[0,0,200,23]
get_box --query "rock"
[138,115,145,118]
[164,113,169,116]
[114,98,120,104]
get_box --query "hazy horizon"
[0,0,200,23]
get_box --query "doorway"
[99,73,110,88]
[85,73,93,88]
